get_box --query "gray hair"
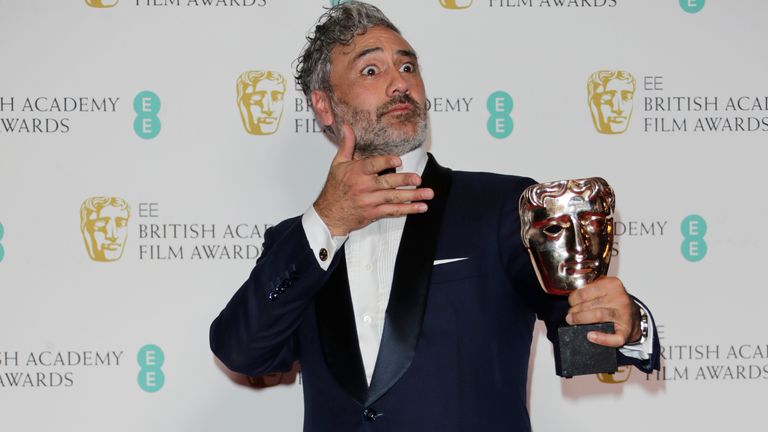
[295,1,400,99]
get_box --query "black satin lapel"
[366,154,452,405]
[314,252,368,405]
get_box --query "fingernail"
[565,314,572,325]
[418,203,428,213]
[412,176,422,186]
[423,189,434,199]
[587,332,598,342]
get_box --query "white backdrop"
[2,0,767,430]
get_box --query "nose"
[262,94,274,115]
[571,222,589,257]
[105,220,117,241]
[386,69,409,97]
[612,93,624,114]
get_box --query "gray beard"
[330,94,428,158]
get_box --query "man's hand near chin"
[565,276,642,347]
[313,124,434,237]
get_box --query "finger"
[567,290,627,316]
[566,307,616,326]
[374,173,423,190]
[567,278,609,306]
[359,155,403,175]
[587,331,626,348]
[367,202,429,220]
[333,125,356,164]
[363,188,434,206]
[566,298,603,317]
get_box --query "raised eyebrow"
[352,47,383,64]
[351,47,419,64]
[396,49,418,61]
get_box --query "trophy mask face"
[520,178,615,295]
[588,70,636,135]
[248,79,285,134]
[237,71,286,135]
[81,197,130,262]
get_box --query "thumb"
[333,125,356,164]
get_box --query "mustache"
[375,94,424,119]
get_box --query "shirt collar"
[397,146,428,176]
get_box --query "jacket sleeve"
[498,176,660,373]
[209,216,341,376]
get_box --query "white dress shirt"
[301,146,652,385]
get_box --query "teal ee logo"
[0,222,5,263]
[137,344,165,392]
[487,91,513,139]
[330,0,351,5]
[679,0,705,13]
[133,91,161,139]
[681,214,707,262]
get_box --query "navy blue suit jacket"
[210,154,660,431]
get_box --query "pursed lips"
[382,103,413,116]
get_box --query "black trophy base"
[555,323,617,378]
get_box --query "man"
[588,70,636,134]
[80,196,130,262]
[210,3,659,430]
[237,70,287,135]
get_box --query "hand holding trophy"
[519,177,617,378]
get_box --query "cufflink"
[638,307,649,344]
[319,248,328,262]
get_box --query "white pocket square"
[433,257,469,266]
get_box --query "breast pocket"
[430,258,480,284]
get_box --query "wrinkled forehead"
[331,26,416,75]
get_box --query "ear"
[311,90,334,127]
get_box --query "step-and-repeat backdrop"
[2,0,766,430]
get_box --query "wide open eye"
[400,62,415,73]
[362,66,379,76]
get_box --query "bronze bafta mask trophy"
[520,177,617,378]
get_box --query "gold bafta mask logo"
[587,70,636,135]
[85,0,119,7]
[597,365,632,384]
[440,0,474,9]
[237,71,286,135]
[80,197,130,262]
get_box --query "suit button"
[319,248,328,262]
[363,408,379,422]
